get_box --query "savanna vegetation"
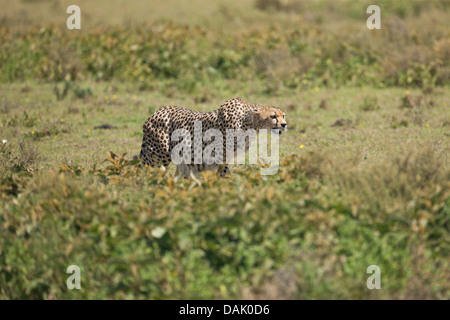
[0,0,449,299]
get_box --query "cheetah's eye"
[270,114,276,119]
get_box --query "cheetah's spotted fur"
[139,97,287,177]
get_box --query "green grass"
[0,0,449,300]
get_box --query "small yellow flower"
[301,134,306,138]
[299,144,304,149]
[314,87,320,92]
[112,94,117,100]
[88,129,91,133]
[359,123,363,127]
[25,98,30,103]
[31,131,35,135]
[425,123,430,128]
[104,95,109,100]
[405,90,410,95]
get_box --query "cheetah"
[139,97,287,177]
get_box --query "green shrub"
[1,148,448,299]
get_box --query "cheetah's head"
[253,106,287,135]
